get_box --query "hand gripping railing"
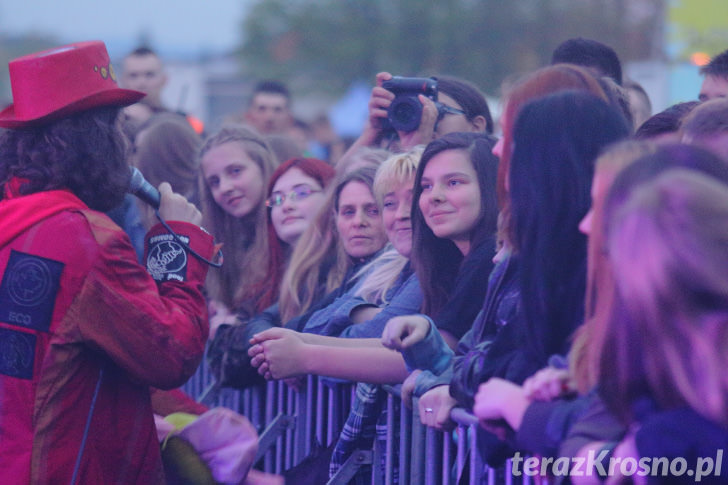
[184,355,533,484]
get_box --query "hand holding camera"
[368,72,458,150]
[381,76,439,132]
[349,72,453,154]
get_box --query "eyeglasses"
[266,184,322,208]
[435,102,467,119]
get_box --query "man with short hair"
[551,37,623,85]
[244,80,293,135]
[681,98,728,160]
[120,46,204,138]
[698,49,728,101]
[121,46,168,112]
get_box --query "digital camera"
[382,76,438,132]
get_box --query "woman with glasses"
[200,125,335,334]
[248,157,337,332]
[208,160,390,389]
[249,131,500,381]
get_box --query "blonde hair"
[603,169,728,425]
[355,146,423,304]
[570,140,657,393]
[372,145,424,203]
[278,184,344,322]
[278,151,388,322]
[199,124,276,316]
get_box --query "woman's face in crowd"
[269,167,326,245]
[336,181,387,259]
[434,93,474,138]
[419,149,481,253]
[201,141,265,218]
[381,176,415,258]
[579,168,612,236]
[491,106,510,161]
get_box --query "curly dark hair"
[0,106,130,211]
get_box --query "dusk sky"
[0,0,251,59]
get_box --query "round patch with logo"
[0,250,64,332]
[0,327,36,379]
[8,256,54,306]
[146,234,189,282]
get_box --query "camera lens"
[388,96,422,132]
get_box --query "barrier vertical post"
[264,380,276,473]
[410,397,426,484]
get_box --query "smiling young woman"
[199,125,277,322]
[418,148,482,255]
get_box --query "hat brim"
[0,88,145,129]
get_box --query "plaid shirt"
[330,382,400,484]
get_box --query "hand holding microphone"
[129,167,218,266]
[157,183,202,226]
[129,167,201,225]
[129,166,161,208]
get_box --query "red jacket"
[0,188,213,484]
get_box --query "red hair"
[254,158,336,312]
[497,64,607,246]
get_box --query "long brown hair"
[569,141,656,393]
[278,159,386,322]
[602,168,728,426]
[412,132,499,316]
[199,124,276,317]
[257,157,335,313]
[135,113,202,229]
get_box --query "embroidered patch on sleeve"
[0,327,36,379]
[0,250,64,332]
[146,233,189,282]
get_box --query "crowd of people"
[1,36,728,484]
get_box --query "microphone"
[129,166,160,209]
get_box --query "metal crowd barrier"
[182,350,531,484]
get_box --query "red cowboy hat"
[0,40,145,129]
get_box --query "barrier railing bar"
[400,391,411,484]
[316,378,325,446]
[385,393,395,485]
[275,381,286,474]
[254,412,295,464]
[425,425,440,485]
[264,381,275,473]
[443,427,452,485]
[372,421,384,485]
[456,425,467,480]
[410,398,425,484]
[293,382,307,464]
[328,384,335,445]
[188,368,538,484]
[285,387,295,469]
[305,375,315,457]
[327,449,373,485]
